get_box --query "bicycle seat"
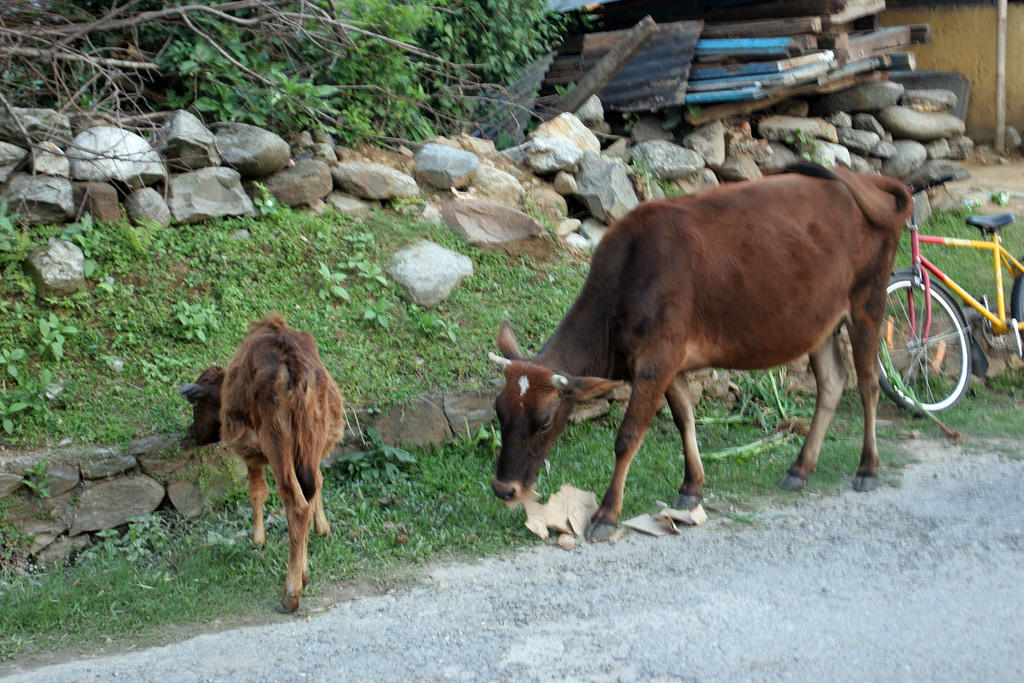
[967,213,1015,234]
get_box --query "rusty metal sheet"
[582,20,702,112]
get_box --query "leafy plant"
[37,313,78,362]
[0,202,28,262]
[317,262,351,301]
[173,301,219,343]
[79,514,173,564]
[334,427,416,482]
[21,459,53,499]
[410,306,458,343]
[251,182,283,219]
[60,214,101,278]
[361,299,394,329]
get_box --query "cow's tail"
[785,162,913,231]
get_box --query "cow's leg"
[588,374,670,542]
[271,462,313,614]
[312,463,331,537]
[246,461,270,547]
[846,319,883,492]
[779,333,847,490]
[665,375,705,509]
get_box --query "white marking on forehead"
[518,375,530,396]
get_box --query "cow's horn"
[488,352,511,370]
[550,374,569,389]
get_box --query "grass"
[1,205,1024,664]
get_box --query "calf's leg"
[779,333,847,490]
[312,464,330,536]
[665,375,705,509]
[846,319,883,491]
[270,460,314,614]
[246,461,270,547]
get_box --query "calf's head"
[489,325,620,502]
[178,365,226,447]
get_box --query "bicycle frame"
[908,226,1024,336]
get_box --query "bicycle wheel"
[878,270,971,412]
[1011,255,1024,322]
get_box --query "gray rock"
[470,165,523,205]
[553,170,577,196]
[813,81,905,114]
[160,109,220,171]
[813,141,852,168]
[211,122,290,178]
[715,154,763,182]
[330,162,420,200]
[68,126,166,188]
[853,113,887,139]
[125,187,171,228]
[0,173,74,225]
[263,158,333,207]
[441,197,554,260]
[876,106,966,142]
[0,141,28,182]
[630,139,705,180]
[388,240,473,307]
[527,187,568,223]
[72,181,121,225]
[579,217,609,249]
[836,127,881,156]
[31,141,69,177]
[372,396,452,448]
[665,167,719,195]
[519,137,584,174]
[871,140,898,159]
[825,112,853,128]
[5,489,76,554]
[758,115,838,144]
[555,217,582,238]
[903,160,970,189]
[168,167,256,224]
[34,533,91,566]
[901,89,957,112]
[76,447,138,479]
[758,141,801,173]
[947,135,974,161]
[629,114,674,144]
[415,143,480,190]
[311,142,337,164]
[565,232,592,251]
[444,388,498,436]
[0,107,71,146]
[683,119,726,167]
[574,150,638,223]
[848,153,877,175]
[0,472,22,499]
[532,113,601,154]
[881,139,928,179]
[925,138,951,160]
[325,192,379,216]
[69,474,165,535]
[574,95,605,126]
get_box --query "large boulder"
[210,122,290,178]
[125,187,172,228]
[530,112,600,154]
[683,120,726,167]
[330,162,419,200]
[262,158,333,207]
[757,115,838,144]
[68,126,166,188]
[0,107,71,146]
[573,151,638,223]
[441,197,554,260]
[881,139,928,179]
[160,109,220,171]
[69,474,165,535]
[0,173,74,225]
[25,239,86,297]
[875,106,966,142]
[505,137,584,175]
[388,240,473,307]
[168,167,256,223]
[630,140,705,180]
[470,164,524,205]
[414,143,480,190]
[813,81,905,115]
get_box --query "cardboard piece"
[622,504,708,536]
[522,484,599,540]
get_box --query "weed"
[0,202,28,262]
[334,427,416,483]
[251,182,283,219]
[361,299,394,330]
[79,514,173,564]
[21,459,53,499]
[36,312,78,362]
[316,261,351,301]
[60,214,101,277]
[409,305,458,342]
[173,301,220,343]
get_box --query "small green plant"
[0,202,27,262]
[334,427,416,482]
[252,182,283,218]
[361,299,393,329]
[79,514,173,564]
[60,214,101,277]
[410,305,458,342]
[173,301,220,343]
[37,312,78,362]
[345,255,388,287]
[21,459,53,499]
[316,262,351,301]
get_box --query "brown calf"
[180,314,344,612]
[489,163,913,541]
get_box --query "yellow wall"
[882,5,1024,144]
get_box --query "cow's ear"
[179,383,207,405]
[551,375,623,401]
[497,321,524,360]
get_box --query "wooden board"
[701,16,823,38]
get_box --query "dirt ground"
[947,154,1024,214]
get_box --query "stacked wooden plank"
[541,0,928,121]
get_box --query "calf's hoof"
[276,593,299,614]
[853,474,878,492]
[674,492,703,509]
[778,472,807,491]
[585,521,619,543]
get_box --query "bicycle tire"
[1011,255,1024,322]
[878,270,972,412]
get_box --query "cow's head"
[178,365,226,448]
[489,324,621,503]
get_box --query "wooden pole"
[996,0,1007,152]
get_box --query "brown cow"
[180,314,344,612]
[489,163,913,541]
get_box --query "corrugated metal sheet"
[581,20,702,111]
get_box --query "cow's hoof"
[778,472,807,491]
[276,593,299,614]
[585,521,619,542]
[674,492,703,509]
[853,474,878,492]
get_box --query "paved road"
[3,438,1023,682]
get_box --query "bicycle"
[878,174,1024,413]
